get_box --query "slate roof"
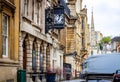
[111,36,120,42]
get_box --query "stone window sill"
[0,58,19,67]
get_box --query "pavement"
[60,79,85,82]
[60,79,112,82]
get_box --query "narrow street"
[1,0,120,82]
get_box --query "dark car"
[113,69,120,82]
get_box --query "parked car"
[81,53,120,81]
[113,69,120,82]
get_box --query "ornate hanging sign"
[53,6,65,29]
[45,5,65,33]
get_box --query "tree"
[101,36,111,44]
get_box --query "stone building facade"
[80,6,90,60]
[60,0,78,78]
[60,0,90,78]
[111,36,120,53]
[19,0,64,82]
[0,0,20,81]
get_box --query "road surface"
[60,79,112,82]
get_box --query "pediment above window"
[0,0,16,12]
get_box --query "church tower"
[90,9,96,55]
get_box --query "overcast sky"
[83,0,120,37]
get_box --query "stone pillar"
[43,43,47,72]
[26,35,34,82]
[35,40,42,82]
[36,40,42,72]
[42,42,47,82]
[19,32,26,69]
[46,45,50,69]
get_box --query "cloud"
[83,0,120,36]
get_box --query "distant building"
[102,43,111,54]
[95,31,103,54]
[60,0,90,78]
[111,36,120,53]
[90,10,97,55]
[90,10,103,55]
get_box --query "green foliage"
[101,36,111,44]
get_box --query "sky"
[83,0,120,37]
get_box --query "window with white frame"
[2,14,9,58]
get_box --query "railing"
[60,0,70,16]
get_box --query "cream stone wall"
[0,0,20,81]
[0,67,18,82]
